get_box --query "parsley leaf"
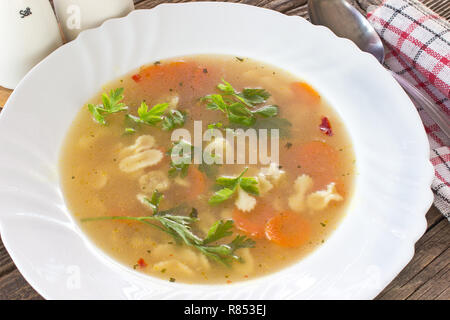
[202,80,280,128]
[127,101,186,132]
[208,188,236,205]
[251,105,278,118]
[128,102,169,125]
[82,190,255,266]
[162,109,186,131]
[239,177,260,196]
[203,220,234,244]
[168,139,193,178]
[88,88,128,125]
[209,168,259,205]
[236,88,271,107]
[207,122,223,130]
[217,80,271,107]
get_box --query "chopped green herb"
[161,109,186,131]
[130,101,169,125]
[88,88,128,125]
[124,127,136,134]
[127,101,185,132]
[201,79,285,128]
[209,168,259,205]
[82,190,255,266]
[207,122,223,130]
[168,140,193,178]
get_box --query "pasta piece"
[168,94,180,109]
[152,244,176,259]
[307,182,343,211]
[119,149,163,173]
[232,248,255,276]
[257,174,273,195]
[235,188,257,212]
[241,71,294,101]
[139,170,170,193]
[136,193,146,204]
[288,174,313,213]
[153,260,194,276]
[155,93,179,110]
[151,245,209,273]
[260,162,285,185]
[120,135,156,158]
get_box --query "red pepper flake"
[319,117,333,136]
[132,74,142,83]
[137,258,147,268]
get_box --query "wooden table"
[0,0,449,300]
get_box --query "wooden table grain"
[0,0,449,300]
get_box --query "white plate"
[0,2,433,299]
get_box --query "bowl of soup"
[0,2,433,299]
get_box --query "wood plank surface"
[0,0,448,300]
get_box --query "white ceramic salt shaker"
[53,0,135,42]
[0,0,63,89]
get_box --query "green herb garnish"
[88,88,128,125]
[208,168,259,205]
[81,190,255,266]
[207,122,223,130]
[168,139,193,178]
[127,101,169,126]
[127,101,186,131]
[162,109,186,131]
[201,79,279,127]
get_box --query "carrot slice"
[233,203,276,239]
[136,61,208,90]
[187,166,206,200]
[139,61,191,80]
[282,141,339,191]
[265,211,310,248]
[291,82,321,106]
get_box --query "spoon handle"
[390,71,450,139]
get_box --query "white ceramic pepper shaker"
[53,0,135,42]
[0,0,63,89]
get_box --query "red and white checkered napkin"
[367,0,450,219]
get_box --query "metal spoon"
[308,0,450,138]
